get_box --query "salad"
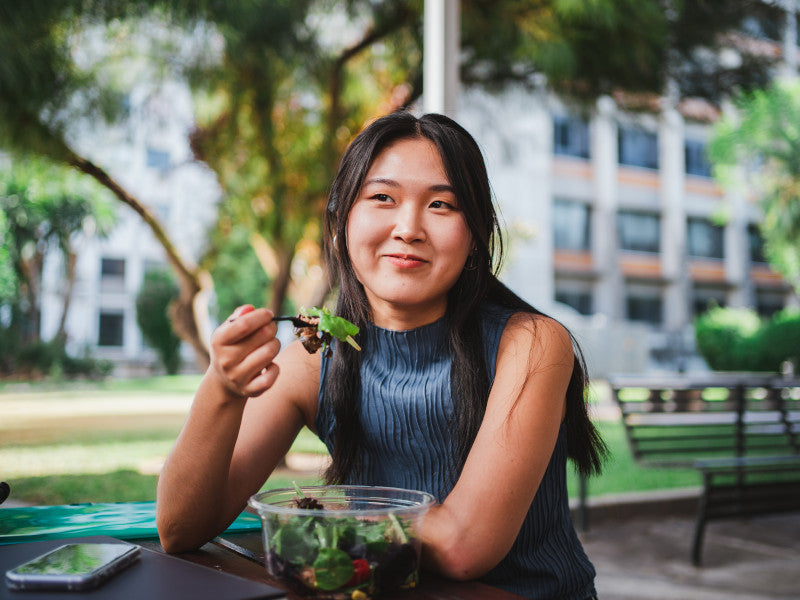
[259,485,421,599]
[293,307,361,358]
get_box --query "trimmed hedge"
[135,269,181,374]
[694,306,800,372]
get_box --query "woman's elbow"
[156,511,208,554]
[423,536,498,581]
[157,524,195,554]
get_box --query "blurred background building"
[33,2,800,377]
[38,81,220,375]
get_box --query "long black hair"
[322,110,606,484]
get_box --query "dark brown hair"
[322,110,605,484]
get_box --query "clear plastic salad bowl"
[248,485,436,599]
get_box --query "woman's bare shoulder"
[500,311,573,359]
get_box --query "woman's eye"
[430,199,456,210]
[370,193,392,203]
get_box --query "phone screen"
[6,543,141,590]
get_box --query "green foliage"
[0,156,115,344]
[135,269,182,374]
[694,305,800,372]
[0,209,17,305]
[758,309,800,372]
[695,306,764,371]
[205,223,272,321]
[9,470,160,505]
[0,1,135,159]
[0,332,113,380]
[461,0,776,103]
[709,80,800,295]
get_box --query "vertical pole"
[423,0,460,116]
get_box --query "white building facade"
[453,5,800,375]
[39,80,221,375]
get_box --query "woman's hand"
[210,304,282,400]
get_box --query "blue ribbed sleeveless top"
[315,304,597,600]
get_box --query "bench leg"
[692,474,711,566]
[577,472,589,532]
[691,514,706,566]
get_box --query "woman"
[156,111,605,600]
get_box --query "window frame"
[553,114,590,159]
[617,210,661,254]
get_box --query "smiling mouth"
[385,254,427,267]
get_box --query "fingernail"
[228,304,254,321]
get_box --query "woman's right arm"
[155,306,320,553]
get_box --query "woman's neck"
[368,300,447,331]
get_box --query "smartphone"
[5,542,141,591]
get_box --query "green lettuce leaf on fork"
[302,306,361,351]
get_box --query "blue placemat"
[0,502,261,545]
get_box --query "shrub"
[6,336,112,380]
[695,306,800,372]
[757,309,800,372]
[694,306,766,371]
[135,269,181,374]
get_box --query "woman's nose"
[392,204,426,243]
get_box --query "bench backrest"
[609,375,800,467]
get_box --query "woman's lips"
[385,254,427,268]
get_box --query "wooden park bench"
[606,373,800,565]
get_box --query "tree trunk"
[268,245,295,316]
[55,250,77,339]
[66,151,212,370]
[19,252,44,343]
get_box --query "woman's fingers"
[234,335,281,385]
[211,306,281,397]
[228,304,255,321]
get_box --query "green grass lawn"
[1,376,701,506]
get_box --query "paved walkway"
[579,505,799,599]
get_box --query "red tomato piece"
[345,559,370,587]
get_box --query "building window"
[755,290,785,317]
[555,289,593,315]
[553,115,590,159]
[101,258,125,278]
[626,293,663,325]
[796,13,800,48]
[692,285,727,316]
[146,147,171,172]
[685,139,712,177]
[740,12,782,42]
[100,258,126,292]
[98,311,124,347]
[687,218,724,259]
[618,210,660,253]
[618,126,658,169]
[554,200,591,251]
[748,224,767,263]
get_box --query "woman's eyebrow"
[363,177,400,187]
[363,177,455,193]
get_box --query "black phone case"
[5,543,141,591]
[0,535,285,600]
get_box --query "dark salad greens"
[294,307,360,358]
[263,485,420,599]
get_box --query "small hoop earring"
[332,234,338,249]
[464,255,479,271]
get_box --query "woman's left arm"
[421,312,574,580]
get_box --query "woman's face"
[345,137,473,329]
